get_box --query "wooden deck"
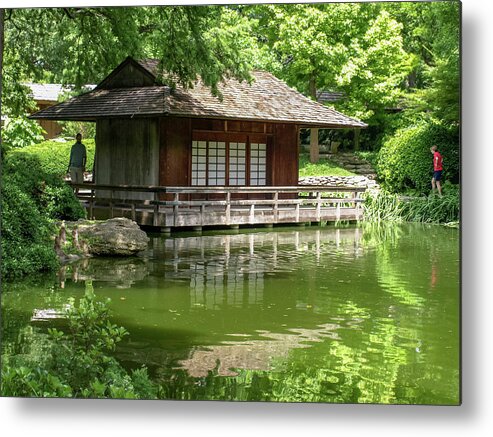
[72,184,366,231]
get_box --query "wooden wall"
[159,117,191,187]
[102,63,155,89]
[39,118,63,139]
[272,123,298,186]
[159,117,299,189]
[95,118,159,199]
[36,102,63,139]
[93,116,299,202]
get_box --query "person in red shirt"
[430,145,443,196]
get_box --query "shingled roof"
[27,83,66,102]
[26,83,97,103]
[30,58,366,128]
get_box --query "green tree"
[387,0,460,124]
[1,6,255,112]
[247,3,413,121]
[238,3,414,151]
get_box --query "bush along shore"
[1,152,86,280]
[1,149,148,281]
[1,283,159,399]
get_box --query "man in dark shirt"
[68,133,87,191]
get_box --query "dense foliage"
[2,6,254,103]
[376,121,459,193]
[0,2,460,280]
[1,287,158,399]
[1,2,460,167]
[2,3,460,120]
[59,121,96,140]
[10,138,95,176]
[1,152,85,279]
[2,116,45,151]
[388,1,460,125]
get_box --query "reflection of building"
[151,228,364,310]
[189,252,265,309]
[178,324,340,377]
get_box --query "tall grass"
[364,186,459,224]
[363,192,403,222]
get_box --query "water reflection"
[2,224,460,404]
[60,227,365,293]
[57,257,152,290]
[179,323,341,377]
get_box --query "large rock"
[77,218,150,256]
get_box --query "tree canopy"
[1,2,460,146]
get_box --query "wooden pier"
[73,184,366,231]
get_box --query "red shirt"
[433,151,443,171]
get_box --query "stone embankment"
[325,152,376,178]
[299,152,380,193]
[299,175,379,191]
[299,175,380,197]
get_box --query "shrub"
[1,116,45,151]
[1,365,73,398]
[1,152,85,279]
[1,288,158,399]
[1,162,58,279]
[42,184,86,221]
[354,150,379,168]
[376,121,459,193]
[10,138,95,177]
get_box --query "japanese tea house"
[30,56,367,230]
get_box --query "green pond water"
[1,222,460,404]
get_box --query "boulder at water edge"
[77,217,150,256]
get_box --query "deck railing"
[71,183,366,228]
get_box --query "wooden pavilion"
[31,57,367,230]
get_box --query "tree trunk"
[310,128,319,164]
[354,128,361,151]
[308,75,317,100]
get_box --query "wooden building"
[27,83,96,139]
[31,57,365,194]
[27,83,65,139]
[31,57,369,229]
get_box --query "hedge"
[9,139,95,177]
[376,121,459,193]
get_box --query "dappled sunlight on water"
[2,223,459,404]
